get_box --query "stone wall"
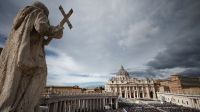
[169,75,200,94]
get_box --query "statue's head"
[32,1,49,16]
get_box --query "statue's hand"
[44,25,64,45]
[53,25,64,39]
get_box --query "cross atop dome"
[120,65,124,70]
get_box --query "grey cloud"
[1,0,200,83]
[0,0,31,35]
[147,16,200,68]
[69,73,91,78]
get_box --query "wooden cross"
[46,5,73,45]
[59,5,73,28]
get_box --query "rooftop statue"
[0,1,72,112]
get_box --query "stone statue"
[0,1,64,112]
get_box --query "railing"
[41,92,118,98]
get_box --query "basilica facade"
[105,66,157,99]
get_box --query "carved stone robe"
[0,5,61,112]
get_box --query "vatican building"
[105,65,157,99]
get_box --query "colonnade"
[115,85,156,99]
[39,93,118,112]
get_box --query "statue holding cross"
[0,1,73,112]
[45,5,73,44]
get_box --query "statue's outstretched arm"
[34,11,63,39]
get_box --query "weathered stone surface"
[0,1,63,112]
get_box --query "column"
[92,99,94,111]
[85,99,88,112]
[94,99,96,111]
[87,99,90,112]
[142,87,145,98]
[110,98,113,109]
[82,99,84,112]
[125,86,128,98]
[115,87,117,93]
[103,98,105,110]
[57,102,62,112]
[129,86,131,98]
[68,102,71,112]
[66,101,69,112]
[98,99,101,111]
[73,100,76,112]
[49,103,54,112]
[53,102,58,112]
[152,87,156,99]
[119,86,122,97]
[127,86,130,98]
[88,99,90,112]
[62,101,66,112]
[68,101,71,112]
[146,86,150,98]
[131,86,133,98]
[73,100,75,112]
[96,99,99,111]
[80,99,82,112]
[95,99,98,111]
[100,98,102,111]
[69,100,72,112]
[115,98,118,109]
[128,86,130,98]
[78,99,80,110]
[136,87,139,98]
[90,99,93,112]
[101,98,103,111]
[83,99,86,112]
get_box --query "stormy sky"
[0,0,200,87]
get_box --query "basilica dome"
[116,65,129,76]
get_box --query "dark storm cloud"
[179,68,200,77]
[147,0,200,75]
[0,0,30,34]
[127,68,169,79]
[147,34,200,69]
